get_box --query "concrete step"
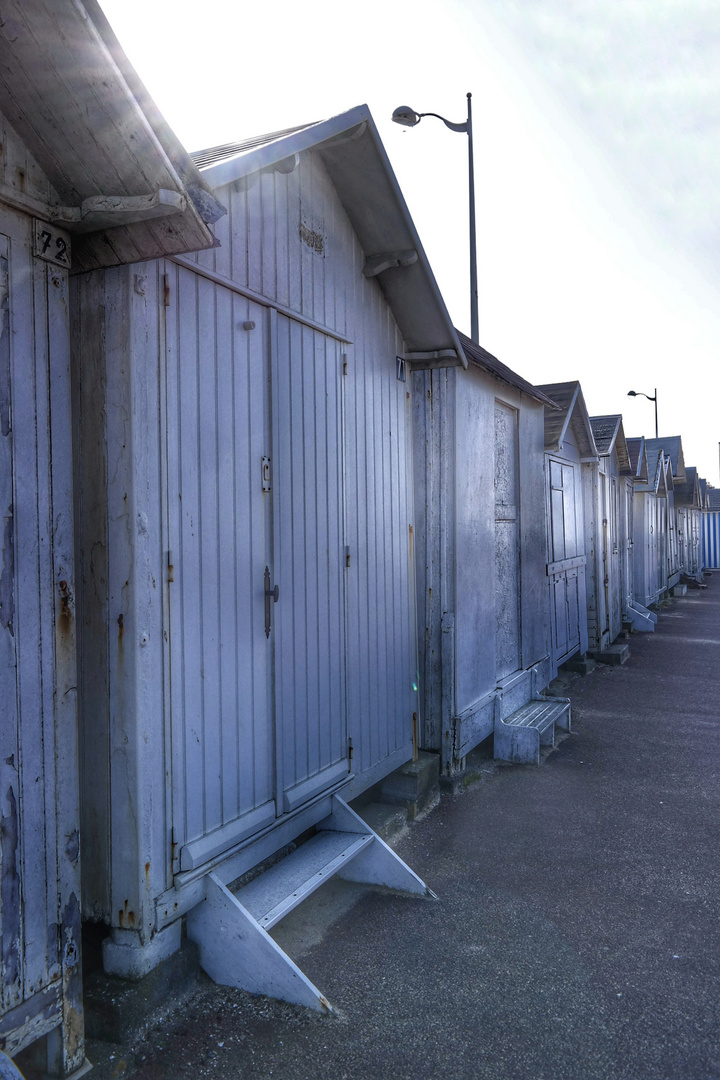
[590,642,630,665]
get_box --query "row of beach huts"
[1,3,717,1074]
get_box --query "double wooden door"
[165,265,348,873]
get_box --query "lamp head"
[392,105,420,128]
[627,390,638,397]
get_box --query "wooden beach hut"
[587,415,632,657]
[0,1,220,1073]
[675,467,704,582]
[413,338,565,772]
[72,105,464,1008]
[535,381,598,675]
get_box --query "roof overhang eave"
[198,105,465,368]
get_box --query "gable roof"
[635,443,667,494]
[675,466,702,508]
[708,488,720,510]
[535,381,598,458]
[458,334,558,406]
[589,414,631,472]
[193,105,466,369]
[643,437,686,484]
[0,0,223,272]
[626,437,649,482]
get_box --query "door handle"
[264,566,279,638]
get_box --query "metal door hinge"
[171,826,179,875]
[167,550,174,583]
[345,545,350,568]
[342,354,348,375]
[348,737,353,766]
[163,274,170,307]
[262,456,271,492]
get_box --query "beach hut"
[628,440,671,606]
[0,1,220,1073]
[72,105,464,1008]
[413,339,564,772]
[622,438,657,630]
[644,437,688,593]
[587,415,632,656]
[535,382,598,675]
[703,487,720,569]
[675,467,704,581]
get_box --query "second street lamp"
[392,93,478,344]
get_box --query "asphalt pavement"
[89,574,720,1080]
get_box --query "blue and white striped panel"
[703,512,720,569]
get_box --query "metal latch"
[264,566,279,638]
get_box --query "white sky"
[99,0,720,482]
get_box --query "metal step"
[235,830,374,930]
[186,795,435,1013]
[494,696,571,766]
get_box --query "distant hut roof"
[535,381,598,458]
[708,488,720,510]
[675,466,701,508]
[458,334,558,406]
[644,437,686,483]
[626,437,649,482]
[589,415,631,472]
[190,105,466,369]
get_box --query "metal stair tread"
[233,829,373,930]
[501,698,569,732]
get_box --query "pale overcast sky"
[99,0,719,482]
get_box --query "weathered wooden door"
[621,479,634,615]
[0,205,83,1071]
[494,401,521,681]
[166,270,348,872]
[271,315,347,812]
[608,475,621,639]
[546,457,587,668]
[166,266,276,872]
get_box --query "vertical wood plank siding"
[164,264,273,851]
[1,199,82,1067]
[184,152,415,793]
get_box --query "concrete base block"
[672,584,688,597]
[563,654,596,675]
[354,802,408,842]
[379,751,440,820]
[102,922,181,982]
[86,938,203,1044]
[590,643,630,666]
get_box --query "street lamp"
[392,93,478,343]
[627,388,658,438]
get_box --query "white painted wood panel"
[272,314,348,806]
[494,401,521,681]
[165,263,274,860]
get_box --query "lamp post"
[392,93,478,343]
[627,388,658,438]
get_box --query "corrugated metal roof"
[708,488,720,509]
[457,333,558,406]
[535,381,598,457]
[191,123,321,170]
